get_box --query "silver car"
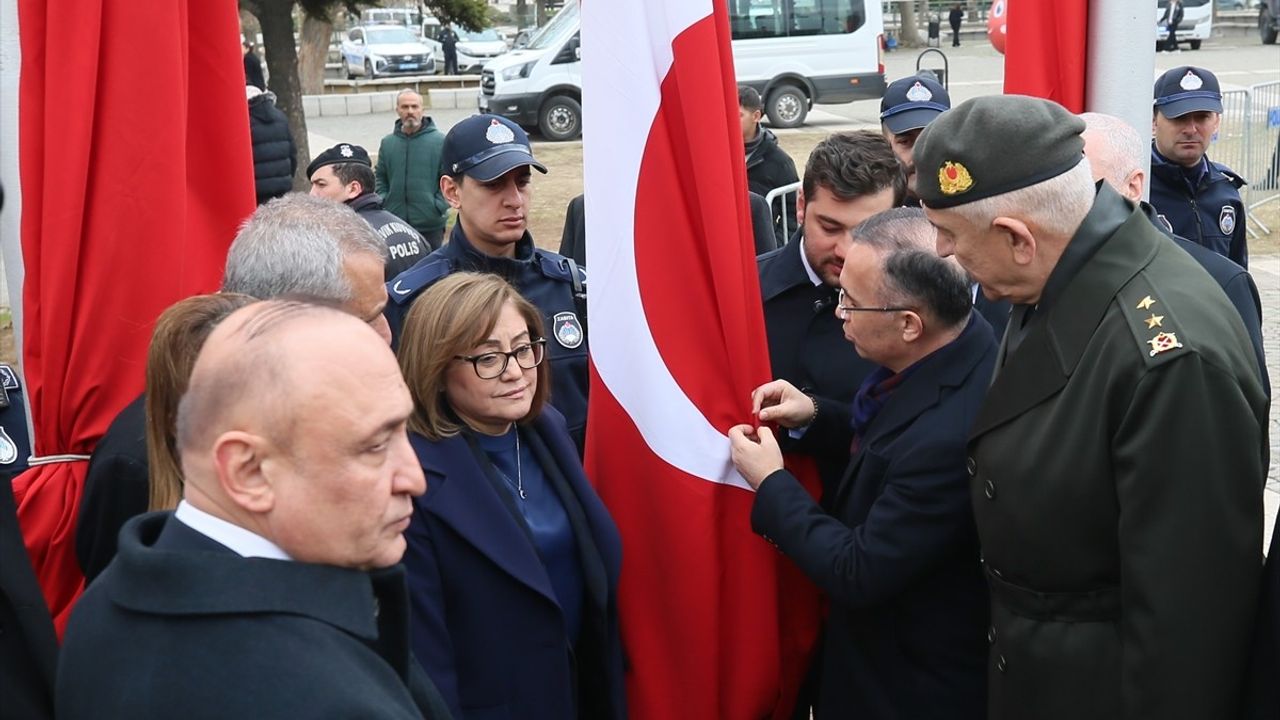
[341,26,435,79]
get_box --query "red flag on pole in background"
[1002,0,1089,111]
[8,0,255,633]
[581,0,821,717]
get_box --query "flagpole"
[1085,0,1157,199]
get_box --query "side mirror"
[574,46,581,60]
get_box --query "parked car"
[454,28,509,73]
[1155,0,1213,50]
[341,26,435,79]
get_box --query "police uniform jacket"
[387,225,590,450]
[76,394,148,583]
[758,235,877,490]
[350,192,432,279]
[752,313,996,720]
[56,513,453,719]
[971,184,1267,720]
[403,406,624,720]
[0,471,58,720]
[1148,145,1248,267]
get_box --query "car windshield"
[528,0,579,50]
[458,28,502,41]
[367,27,419,45]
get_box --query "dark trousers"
[444,50,458,75]
[1165,24,1179,50]
[950,20,961,45]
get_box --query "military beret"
[306,143,371,179]
[913,95,1085,209]
[1153,65,1222,118]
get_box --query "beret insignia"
[938,161,974,196]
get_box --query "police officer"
[385,114,589,452]
[918,95,1266,720]
[308,143,430,279]
[1148,65,1248,268]
[879,73,951,208]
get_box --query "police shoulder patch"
[388,256,453,306]
[552,311,584,349]
[0,365,18,391]
[1218,205,1236,236]
[1117,277,1190,366]
[0,427,17,465]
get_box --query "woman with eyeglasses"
[397,272,624,720]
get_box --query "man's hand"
[750,379,816,428]
[728,424,784,490]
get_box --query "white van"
[480,0,885,141]
[1156,0,1214,50]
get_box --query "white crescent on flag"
[582,0,748,490]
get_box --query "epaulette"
[1116,276,1191,367]
[534,249,586,289]
[387,256,454,306]
[1211,162,1246,189]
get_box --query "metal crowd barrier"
[1245,81,1280,235]
[765,181,802,242]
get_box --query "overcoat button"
[983,478,996,499]
[996,655,1007,673]
[966,456,977,477]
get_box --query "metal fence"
[764,181,802,242]
[1218,83,1280,236]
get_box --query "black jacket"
[752,314,996,719]
[248,94,296,204]
[0,472,58,720]
[745,127,799,239]
[758,236,878,490]
[57,513,453,719]
[75,394,148,583]
[350,192,432,280]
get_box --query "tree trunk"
[254,0,310,191]
[535,0,546,27]
[897,1,923,47]
[298,14,331,96]
[515,0,529,28]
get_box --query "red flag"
[581,0,820,717]
[10,0,254,633]
[1002,0,1089,111]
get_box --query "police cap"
[880,74,951,135]
[441,114,548,182]
[1153,65,1223,118]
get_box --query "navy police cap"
[1153,65,1223,118]
[441,114,548,182]
[880,74,951,135]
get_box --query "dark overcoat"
[402,407,625,720]
[56,513,452,719]
[752,313,995,720]
[970,186,1268,720]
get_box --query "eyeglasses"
[454,340,546,379]
[836,289,913,320]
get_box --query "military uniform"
[1148,148,1248,268]
[970,186,1267,720]
[387,225,589,450]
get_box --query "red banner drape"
[1003,0,1089,111]
[582,0,822,716]
[14,0,255,633]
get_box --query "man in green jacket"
[917,95,1267,720]
[376,89,448,250]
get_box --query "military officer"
[1148,65,1249,268]
[917,95,1267,720]
[385,114,589,453]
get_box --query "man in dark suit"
[756,130,903,492]
[920,96,1265,720]
[730,207,994,719]
[57,301,452,719]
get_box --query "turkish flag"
[8,0,254,633]
[581,0,821,717]
[1003,0,1089,111]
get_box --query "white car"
[454,29,509,73]
[341,26,435,79]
